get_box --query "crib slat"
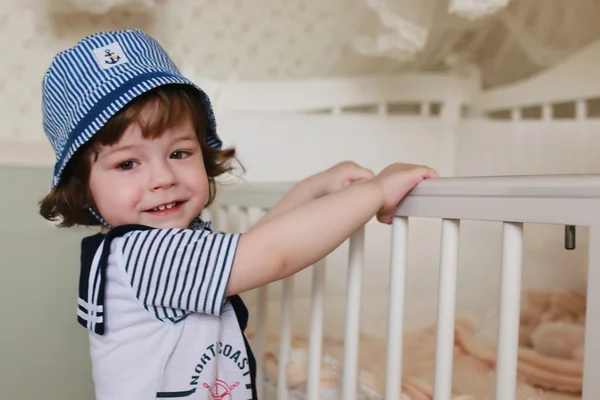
[215,206,228,232]
[250,208,268,400]
[542,104,552,121]
[576,99,587,120]
[384,217,409,400]
[255,285,268,398]
[420,102,431,117]
[582,225,600,399]
[341,227,365,400]
[510,108,521,121]
[277,276,294,400]
[307,259,326,400]
[201,208,212,224]
[433,219,460,400]
[233,206,246,232]
[494,222,524,400]
[234,206,267,398]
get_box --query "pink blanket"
[246,289,586,399]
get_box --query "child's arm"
[226,163,437,296]
[117,163,435,319]
[253,161,374,228]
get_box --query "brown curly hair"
[39,84,243,228]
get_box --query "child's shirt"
[77,220,257,399]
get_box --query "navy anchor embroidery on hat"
[92,41,129,70]
[104,49,120,65]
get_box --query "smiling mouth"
[145,201,184,214]
[151,202,178,211]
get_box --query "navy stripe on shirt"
[77,221,239,333]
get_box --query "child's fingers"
[377,215,393,225]
[423,167,439,179]
[350,166,375,180]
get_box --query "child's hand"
[314,161,374,196]
[372,163,438,224]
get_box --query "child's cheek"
[102,174,143,213]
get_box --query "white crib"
[195,38,600,400]
[3,32,600,400]
[208,176,600,400]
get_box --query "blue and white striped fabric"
[41,29,222,189]
[78,219,241,335]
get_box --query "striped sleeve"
[118,228,241,322]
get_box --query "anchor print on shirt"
[203,379,239,400]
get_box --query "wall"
[0,0,387,148]
[0,166,94,399]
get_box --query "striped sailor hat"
[42,29,222,189]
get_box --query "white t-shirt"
[77,221,257,399]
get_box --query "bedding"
[246,288,586,399]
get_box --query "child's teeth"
[153,202,176,211]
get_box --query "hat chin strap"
[86,205,112,229]
[85,207,207,231]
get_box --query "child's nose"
[150,163,178,190]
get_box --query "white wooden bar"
[182,72,473,113]
[394,175,600,226]
[252,209,269,399]
[216,175,600,227]
[341,228,366,400]
[583,225,600,399]
[494,222,524,400]
[576,99,587,120]
[233,206,246,232]
[542,103,552,120]
[254,285,268,398]
[433,219,460,400]
[420,102,431,117]
[384,217,409,400]
[214,182,295,209]
[231,205,269,398]
[215,206,228,233]
[277,276,294,400]
[510,108,521,121]
[306,259,326,400]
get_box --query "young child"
[39,30,437,399]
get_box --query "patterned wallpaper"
[0,0,397,143]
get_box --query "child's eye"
[117,160,138,170]
[170,150,190,159]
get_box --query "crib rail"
[210,174,600,400]
[181,72,476,117]
[395,174,600,225]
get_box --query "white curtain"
[349,0,600,87]
[39,0,600,87]
[351,0,512,61]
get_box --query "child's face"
[88,115,209,229]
